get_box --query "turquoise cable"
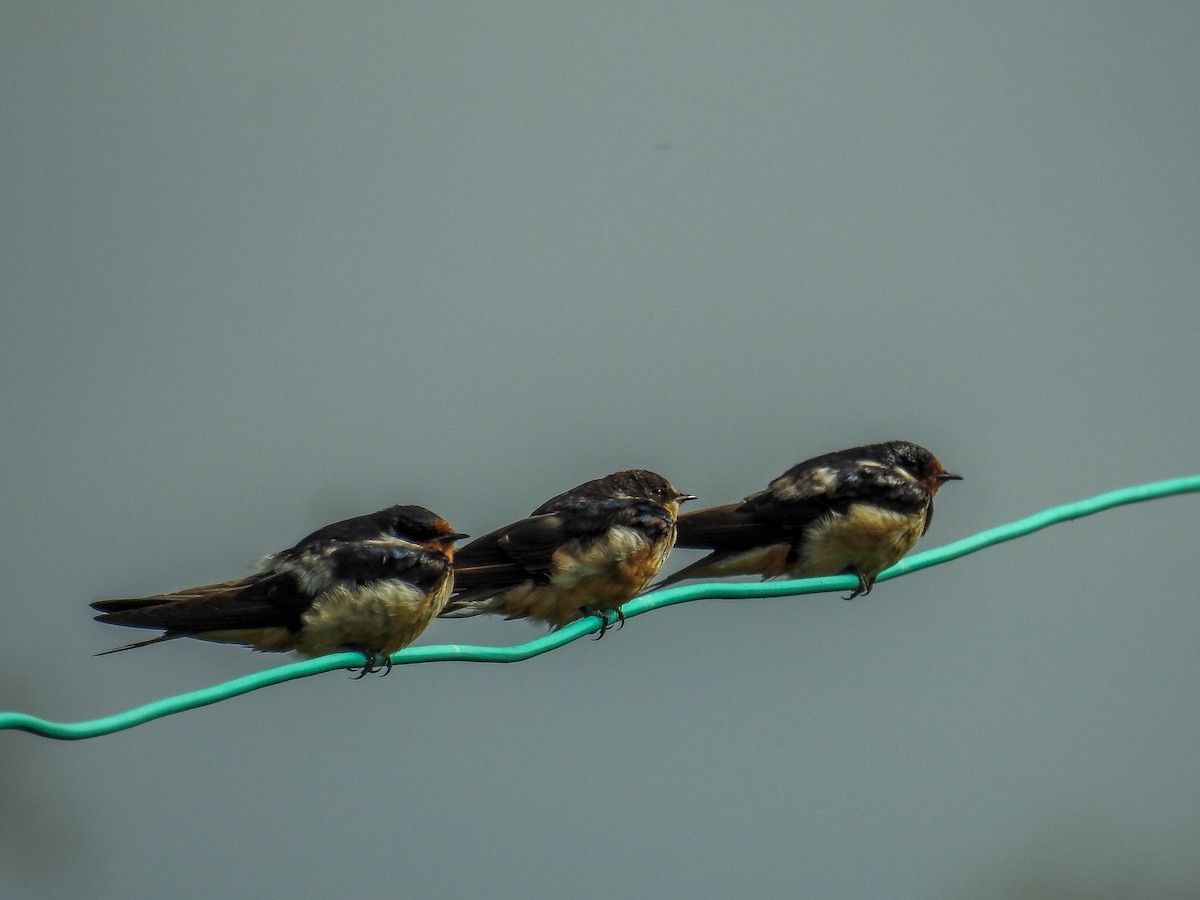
[3,474,1197,741]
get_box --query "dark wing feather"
[90,577,254,614]
[451,513,576,593]
[670,460,930,569]
[287,538,452,594]
[91,573,303,634]
[673,502,790,552]
[452,498,674,595]
[742,461,930,524]
[93,537,451,635]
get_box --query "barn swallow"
[440,469,695,633]
[655,441,960,597]
[91,505,466,674]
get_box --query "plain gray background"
[3,4,1198,898]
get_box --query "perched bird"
[440,469,695,632]
[92,505,466,673]
[656,441,960,597]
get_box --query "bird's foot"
[585,606,625,639]
[348,649,393,679]
[842,572,874,601]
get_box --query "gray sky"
[3,3,1198,898]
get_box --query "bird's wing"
[672,502,789,552]
[741,459,928,525]
[276,536,452,596]
[90,573,302,633]
[452,499,671,593]
[93,537,451,634]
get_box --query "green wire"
[3,474,1198,741]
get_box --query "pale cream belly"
[297,579,451,657]
[790,503,927,580]
[194,577,451,657]
[502,526,673,628]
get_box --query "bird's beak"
[677,493,698,503]
[448,532,470,542]
[938,472,963,482]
